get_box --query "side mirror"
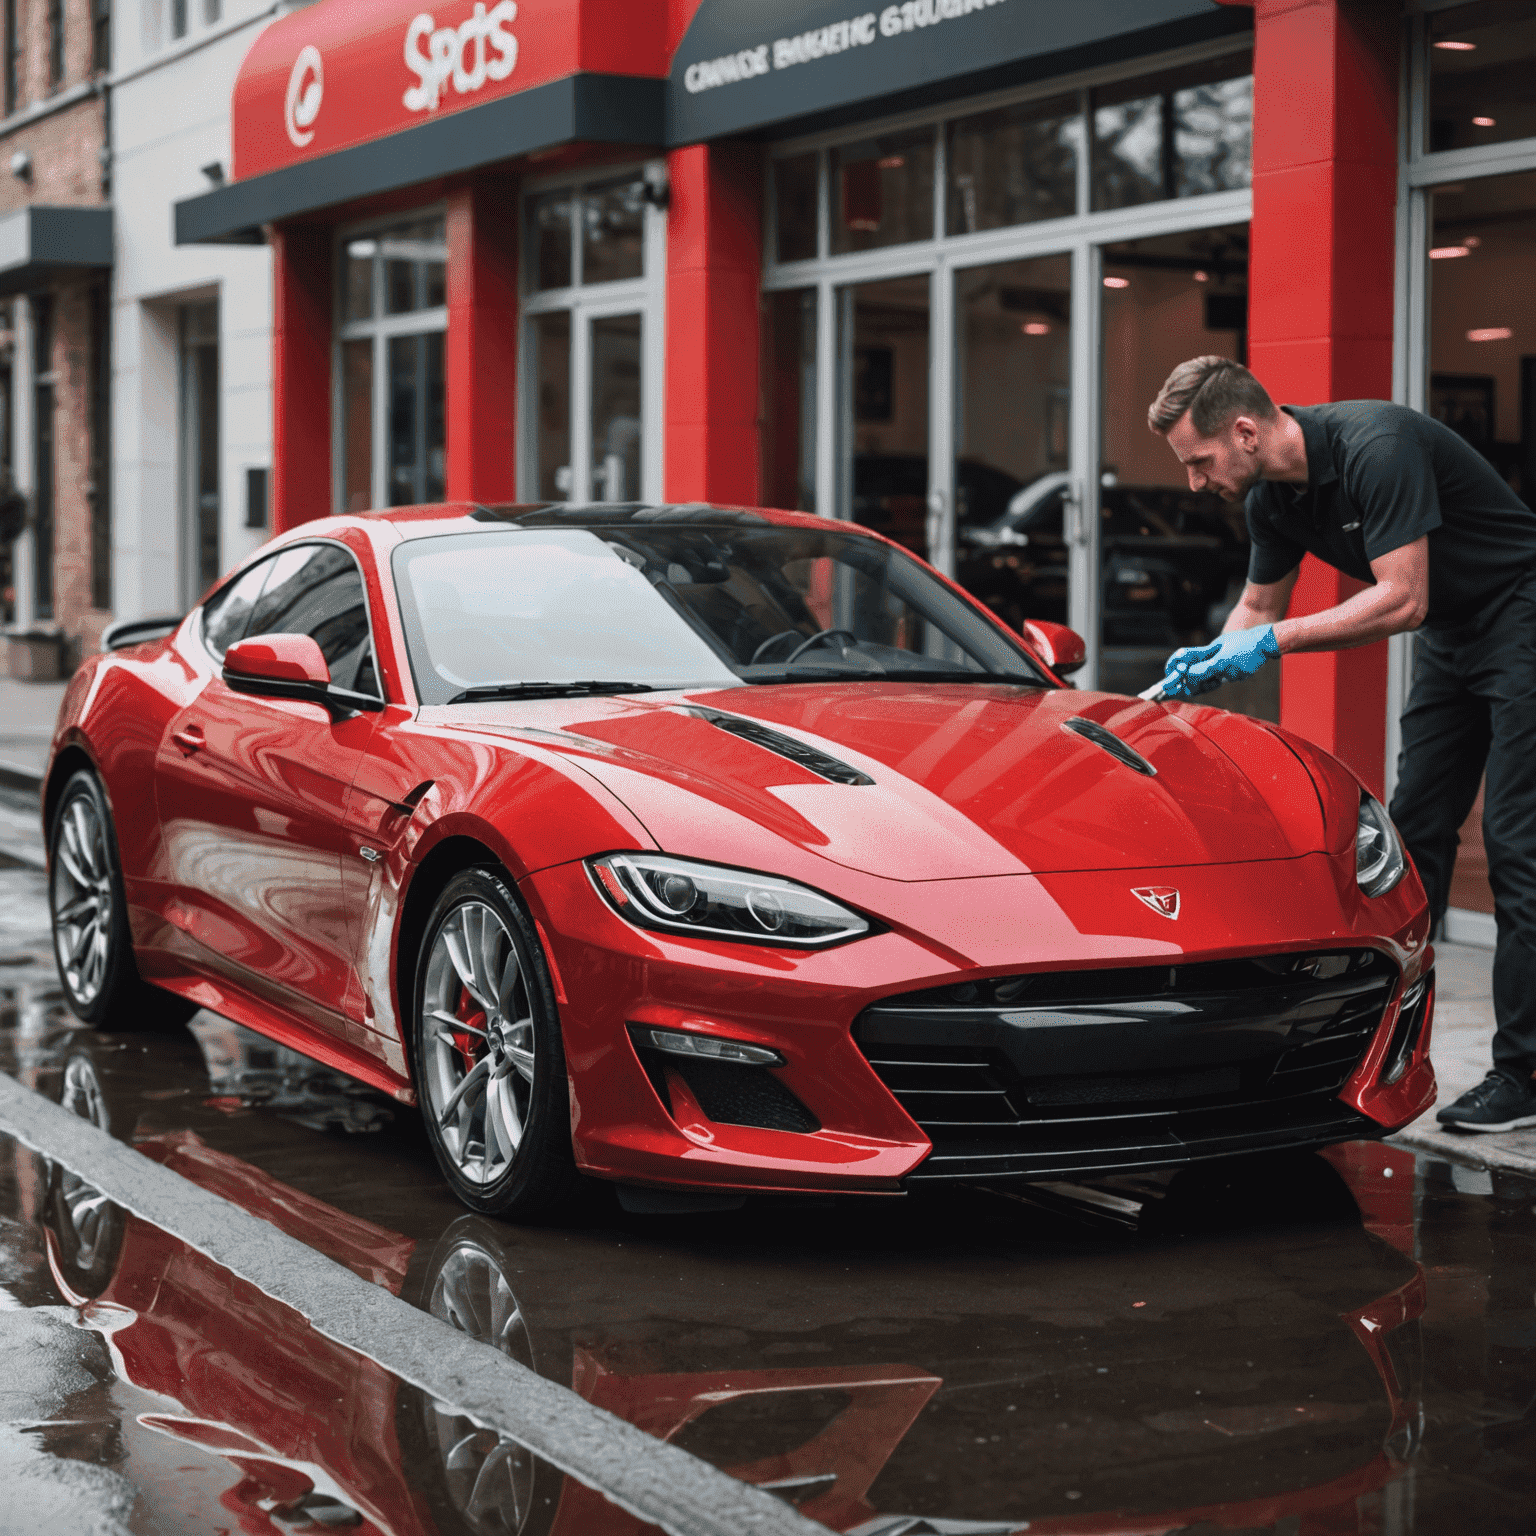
[1022,619,1087,677]
[223,634,384,717]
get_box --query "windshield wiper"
[748,667,1044,687]
[447,680,661,703]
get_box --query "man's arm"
[1222,566,1300,633]
[1267,537,1429,653]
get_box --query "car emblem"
[1132,886,1180,919]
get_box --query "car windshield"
[392,523,1048,704]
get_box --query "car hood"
[456,682,1333,882]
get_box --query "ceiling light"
[1430,245,1471,259]
[1467,327,1512,342]
[1473,116,1496,127]
[1434,40,1476,50]
[1022,321,1050,335]
[1103,276,1130,289]
[877,155,905,170]
[1193,270,1209,282]
[1464,235,1482,248]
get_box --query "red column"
[270,224,333,533]
[664,142,762,504]
[1244,0,1399,797]
[445,179,520,503]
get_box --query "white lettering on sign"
[403,0,518,114]
[682,0,1007,95]
[284,44,324,147]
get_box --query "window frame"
[517,161,668,505]
[332,206,449,515]
[197,538,387,703]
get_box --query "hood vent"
[688,707,874,786]
[1062,716,1156,777]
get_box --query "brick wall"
[0,0,110,670]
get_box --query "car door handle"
[172,725,205,757]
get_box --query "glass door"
[1096,222,1270,714]
[951,253,1073,636]
[837,275,931,560]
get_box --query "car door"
[153,542,385,1038]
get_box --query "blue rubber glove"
[1159,624,1279,700]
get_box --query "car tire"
[49,769,198,1031]
[413,869,582,1221]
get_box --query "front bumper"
[519,849,1435,1196]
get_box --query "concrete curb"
[1390,1121,1536,1180]
[0,1071,826,1536]
[0,760,42,796]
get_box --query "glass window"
[1091,53,1252,212]
[246,543,380,696]
[952,255,1072,631]
[1428,2,1536,154]
[831,128,935,254]
[582,178,646,285]
[760,289,817,512]
[202,558,272,658]
[1427,171,1536,496]
[388,332,446,506]
[391,524,1046,704]
[180,301,220,605]
[591,315,642,502]
[337,212,448,511]
[533,312,571,500]
[774,152,819,262]
[341,339,373,515]
[947,96,1080,236]
[531,190,574,290]
[1098,224,1261,713]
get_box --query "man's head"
[1148,356,1278,502]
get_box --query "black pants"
[1390,574,1536,1077]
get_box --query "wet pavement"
[0,853,1534,1535]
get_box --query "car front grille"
[854,949,1397,1181]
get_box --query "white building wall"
[110,0,282,619]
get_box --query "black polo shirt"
[1245,401,1536,628]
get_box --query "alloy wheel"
[51,793,115,1008]
[421,901,537,1189]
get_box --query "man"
[1146,355,1536,1133]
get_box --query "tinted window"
[201,558,273,658]
[245,543,381,697]
[392,525,1046,706]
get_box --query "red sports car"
[44,501,1436,1218]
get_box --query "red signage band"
[232,0,674,182]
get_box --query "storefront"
[175,0,1521,926]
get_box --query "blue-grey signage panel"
[668,0,1240,143]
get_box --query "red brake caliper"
[454,985,486,1075]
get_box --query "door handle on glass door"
[172,725,205,757]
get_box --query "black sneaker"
[1436,1069,1536,1132]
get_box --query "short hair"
[1147,356,1277,436]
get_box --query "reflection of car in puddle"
[38,1055,1426,1535]
[192,1014,395,1134]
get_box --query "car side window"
[244,543,383,698]
[201,558,275,659]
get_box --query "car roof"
[353,500,846,538]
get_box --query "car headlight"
[1356,794,1407,897]
[589,853,870,947]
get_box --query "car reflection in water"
[32,1045,1428,1536]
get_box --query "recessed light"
[877,155,905,170]
[1430,245,1471,259]
[1473,116,1496,127]
[1467,326,1512,342]
[1022,321,1051,335]
[1193,270,1210,283]
[1434,40,1476,50]
[1464,235,1482,248]
[1103,276,1130,289]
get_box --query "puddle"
[0,908,1531,1532]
